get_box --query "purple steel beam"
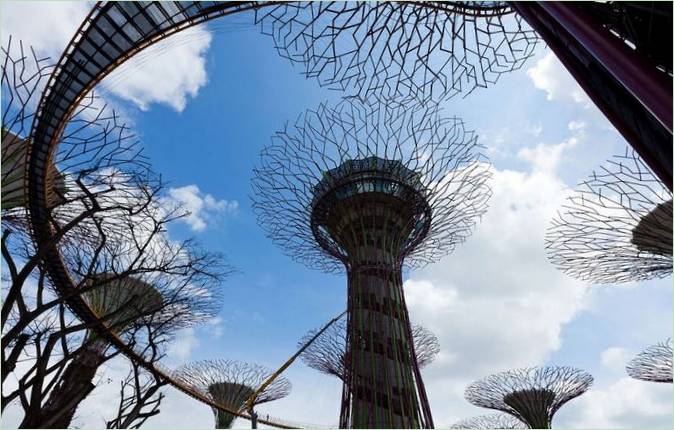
[512,2,673,191]
[540,2,671,133]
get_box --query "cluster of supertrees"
[3,0,672,429]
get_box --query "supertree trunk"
[19,340,106,428]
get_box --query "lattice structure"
[252,98,491,428]
[546,149,673,283]
[465,367,593,429]
[175,360,292,429]
[299,314,440,380]
[450,413,526,429]
[255,2,540,102]
[626,339,673,383]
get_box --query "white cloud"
[600,347,633,373]
[527,51,591,107]
[167,185,239,232]
[1,1,212,113]
[101,26,212,112]
[403,165,590,425]
[568,120,587,131]
[557,377,672,429]
[517,137,580,173]
[166,328,200,365]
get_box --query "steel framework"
[626,339,673,383]
[19,2,518,425]
[252,98,491,428]
[299,314,440,380]
[450,413,526,429]
[465,366,593,429]
[546,149,672,284]
[255,1,540,102]
[175,360,291,429]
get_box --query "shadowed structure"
[465,366,593,429]
[450,413,526,429]
[175,360,292,428]
[299,314,440,380]
[546,149,672,283]
[255,2,540,102]
[252,98,491,428]
[626,339,673,383]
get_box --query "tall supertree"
[175,359,292,429]
[299,314,440,380]
[465,366,593,429]
[252,98,491,428]
[450,413,526,429]
[255,2,540,103]
[626,339,673,383]
[546,149,672,283]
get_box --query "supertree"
[251,98,491,428]
[546,149,672,283]
[299,314,440,380]
[255,2,540,103]
[626,339,673,383]
[175,359,292,429]
[450,413,526,429]
[464,366,593,429]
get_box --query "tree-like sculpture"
[252,98,491,428]
[299,314,440,380]
[626,339,673,383]
[546,149,672,283]
[175,359,292,429]
[256,2,540,102]
[450,413,526,429]
[465,366,593,429]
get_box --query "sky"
[1,2,672,429]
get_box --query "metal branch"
[546,148,672,283]
[465,366,593,429]
[255,2,540,102]
[450,413,527,429]
[626,339,673,383]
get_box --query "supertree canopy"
[299,314,440,380]
[252,98,491,428]
[546,149,672,283]
[626,339,673,383]
[450,413,526,429]
[255,2,540,102]
[465,366,593,429]
[175,359,292,429]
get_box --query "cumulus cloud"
[167,185,239,232]
[517,136,580,173]
[403,164,590,425]
[1,1,212,113]
[557,377,672,429]
[527,51,591,107]
[600,347,633,373]
[101,26,212,112]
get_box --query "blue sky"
[2,2,672,429]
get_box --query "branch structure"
[626,339,673,383]
[255,2,540,102]
[450,413,526,429]
[546,149,672,283]
[252,98,490,428]
[175,359,292,429]
[299,314,440,380]
[465,366,593,429]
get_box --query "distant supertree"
[450,413,526,429]
[299,314,440,380]
[546,149,672,283]
[175,359,292,429]
[252,98,491,428]
[465,366,593,429]
[256,2,540,103]
[626,339,673,383]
